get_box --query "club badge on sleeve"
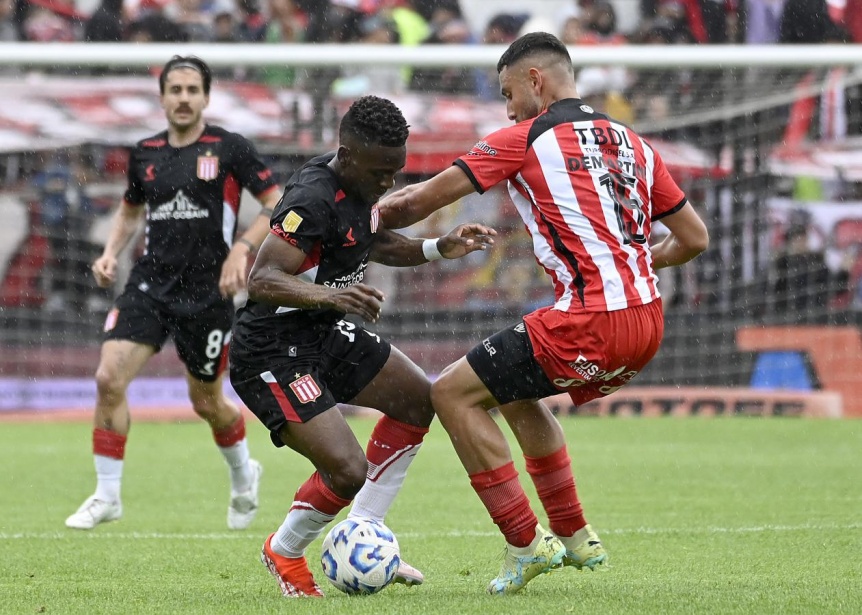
[282,211,304,233]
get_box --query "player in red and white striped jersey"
[379,32,709,594]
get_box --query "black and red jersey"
[231,153,381,366]
[456,98,687,313]
[123,124,278,313]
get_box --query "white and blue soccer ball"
[320,518,400,595]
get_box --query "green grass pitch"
[2,417,860,614]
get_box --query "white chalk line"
[2,523,859,541]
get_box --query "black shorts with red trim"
[229,319,391,447]
[103,287,233,382]
[466,321,560,405]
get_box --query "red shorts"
[524,299,664,405]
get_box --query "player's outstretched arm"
[248,233,384,323]
[377,166,477,229]
[370,223,496,267]
[91,200,145,288]
[651,202,709,270]
[219,189,282,298]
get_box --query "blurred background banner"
[2,0,862,414]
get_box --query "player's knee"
[328,456,368,499]
[430,372,458,417]
[94,365,125,402]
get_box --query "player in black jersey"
[66,56,281,533]
[229,96,495,597]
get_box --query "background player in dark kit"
[66,56,281,532]
[230,95,495,597]
[379,32,709,594]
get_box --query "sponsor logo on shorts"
[104,308,119,332]
[290,374,322,404]
[282,211,303,233]
[482,337,496,356]
[289,346,297,357]
[197,155,219,180]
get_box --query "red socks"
[525,446,586,538]
[93,428,126,460]
[469,462,538,547]
[213,415,246,447]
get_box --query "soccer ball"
[320,518,400,595]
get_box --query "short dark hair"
[497,32,572,74]
[159,55,212,95]
[339,95,409,148]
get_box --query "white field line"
[1,523,860,541]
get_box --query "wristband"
[236,238,256,252]
[422,238,443,261]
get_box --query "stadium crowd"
[4,0,859,49]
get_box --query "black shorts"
[229,320,391,447]
[466,321,560,405]
[103,287,233,382]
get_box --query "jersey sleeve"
[453,123,529,194]
[269,185,329,254]
[649,146,687,221]
[122,148,146,206]
[227,133,279,198]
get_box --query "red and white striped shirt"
[455,98,687,313]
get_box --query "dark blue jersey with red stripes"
[232,153,380,365]
[123,124,277,313]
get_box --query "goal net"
[1,43,860,404]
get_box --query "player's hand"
[219,248,249,298]
[91,254,118,288]
[326,283,385,323]
[437,223,497,260]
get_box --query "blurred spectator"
[476,12,527,100]
[333,14,405,96]
[24,0,80,41]
[0,0,19,41]
[770,210,848,316]
[559,14,584,44]
[379,0,429,45]
[409,0,477,94]
[744,0,786,43]
[236,0,267,41]
[34,151,106,313]
[169,0,213,41]
[127,0,186,42]
[260,0,307,87]
[212,10,237,42]
[779,0,835,43]
[84,0,123,41]
[580,0,627,44]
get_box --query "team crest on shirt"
[370,204,379,233]
[282,211,303,233]
[290,374,322,404]
[197,154,219,180]
[104,308,119,332]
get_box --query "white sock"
[218,438,252,493]
[272,504,336,558]
[93,455,123,503]
[348,441,423,522]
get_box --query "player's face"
[160,68,209,131]
[499,64,542,124]
[340,142,406,205]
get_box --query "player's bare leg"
[347,345,434,586]
[430,358,565,594]
[262,408,367,598]
[66,340,154,529]
[187,373,261,530]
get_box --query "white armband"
[422,238,443,261]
